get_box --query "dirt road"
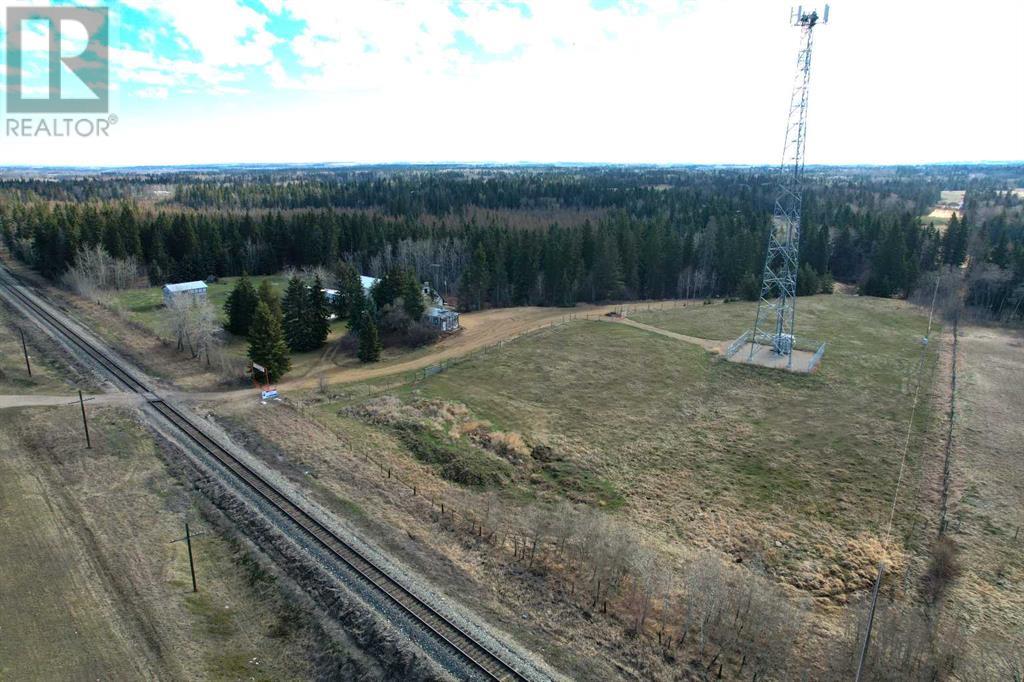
[0,393,145,409]
[186,301,690,401]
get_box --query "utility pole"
[186,522,197,593]
[855,563,885,682]
[20,328,31,376]
[170,523,208,593]
[78,390,91,449]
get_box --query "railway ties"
[0,267,530,682]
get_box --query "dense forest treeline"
[1,166,1022,318]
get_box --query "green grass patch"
[410,294,940,537]
[185,592,238,638]
[390,422,513,488]
[535,459,624,509]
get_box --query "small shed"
[424,307,460,332]
[162,281,208,307]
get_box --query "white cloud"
[2,0,1021,166]
[120,0,280,67]
[135,85,168,98]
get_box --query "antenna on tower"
[727,5,829,371]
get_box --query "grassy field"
[0,306,313,680]
[381,294,944,592]
[944,323,1024,662]
[0,306,79,395]
[0,404,314,681]
[202,293,954,677]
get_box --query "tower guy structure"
[748,5,829,367]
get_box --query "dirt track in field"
[600,315,726,352]
[185,301,697,402]
[0,393,145,409]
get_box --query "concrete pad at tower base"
[727,342,818,373]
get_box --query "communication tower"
[748,5,829,367]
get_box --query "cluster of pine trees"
[223,273,335,381]
[220,264,435,375]
[965,195,1024,321]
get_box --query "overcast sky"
[1,0,1022,166]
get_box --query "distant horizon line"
[1,160,1022,173]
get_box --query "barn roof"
[163,281,208,293]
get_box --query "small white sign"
[252,362,266,374]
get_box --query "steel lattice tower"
[749,5,829,367]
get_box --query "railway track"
[0,267,530,682]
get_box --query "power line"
[883,274,940,546]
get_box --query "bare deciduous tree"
[62,245,139,300]
[165,297,220,364]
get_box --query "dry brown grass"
[941,323,1024,662]
[0,319,312,681]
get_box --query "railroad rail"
[0,267,529,682]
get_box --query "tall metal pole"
[78,389,91,449]
[185,523,198,593]
[855,563,885,682]
[20,328,31,376]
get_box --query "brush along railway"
[0,263,534,682]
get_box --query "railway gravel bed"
[0,263,551,682]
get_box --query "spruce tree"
[306,275,331,350]
[357,312,382,363]
[348,282,368,336]
[461,244,489,310]
[247,301,290,381]
[333,262,362,318]
[258,279,281,319]
[282,275,309,352]
[400,271,426,321]
[224,273,258,336]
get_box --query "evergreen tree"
[357,312,382,363]
[372,267,403,310]
[590,230,622,301]
[223,273,258,336]
[348,281,369,336]
[797,263,820,296]
[863,223,909,297]
[460,244,489,310]
[333,261,362,318]
[942,214,969,266]
[258,279,281,319]
[247,301,290,381]
[282,275,310,352]
[739,272,760,301]
[306,275,331,350]
[400,271,426,321]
